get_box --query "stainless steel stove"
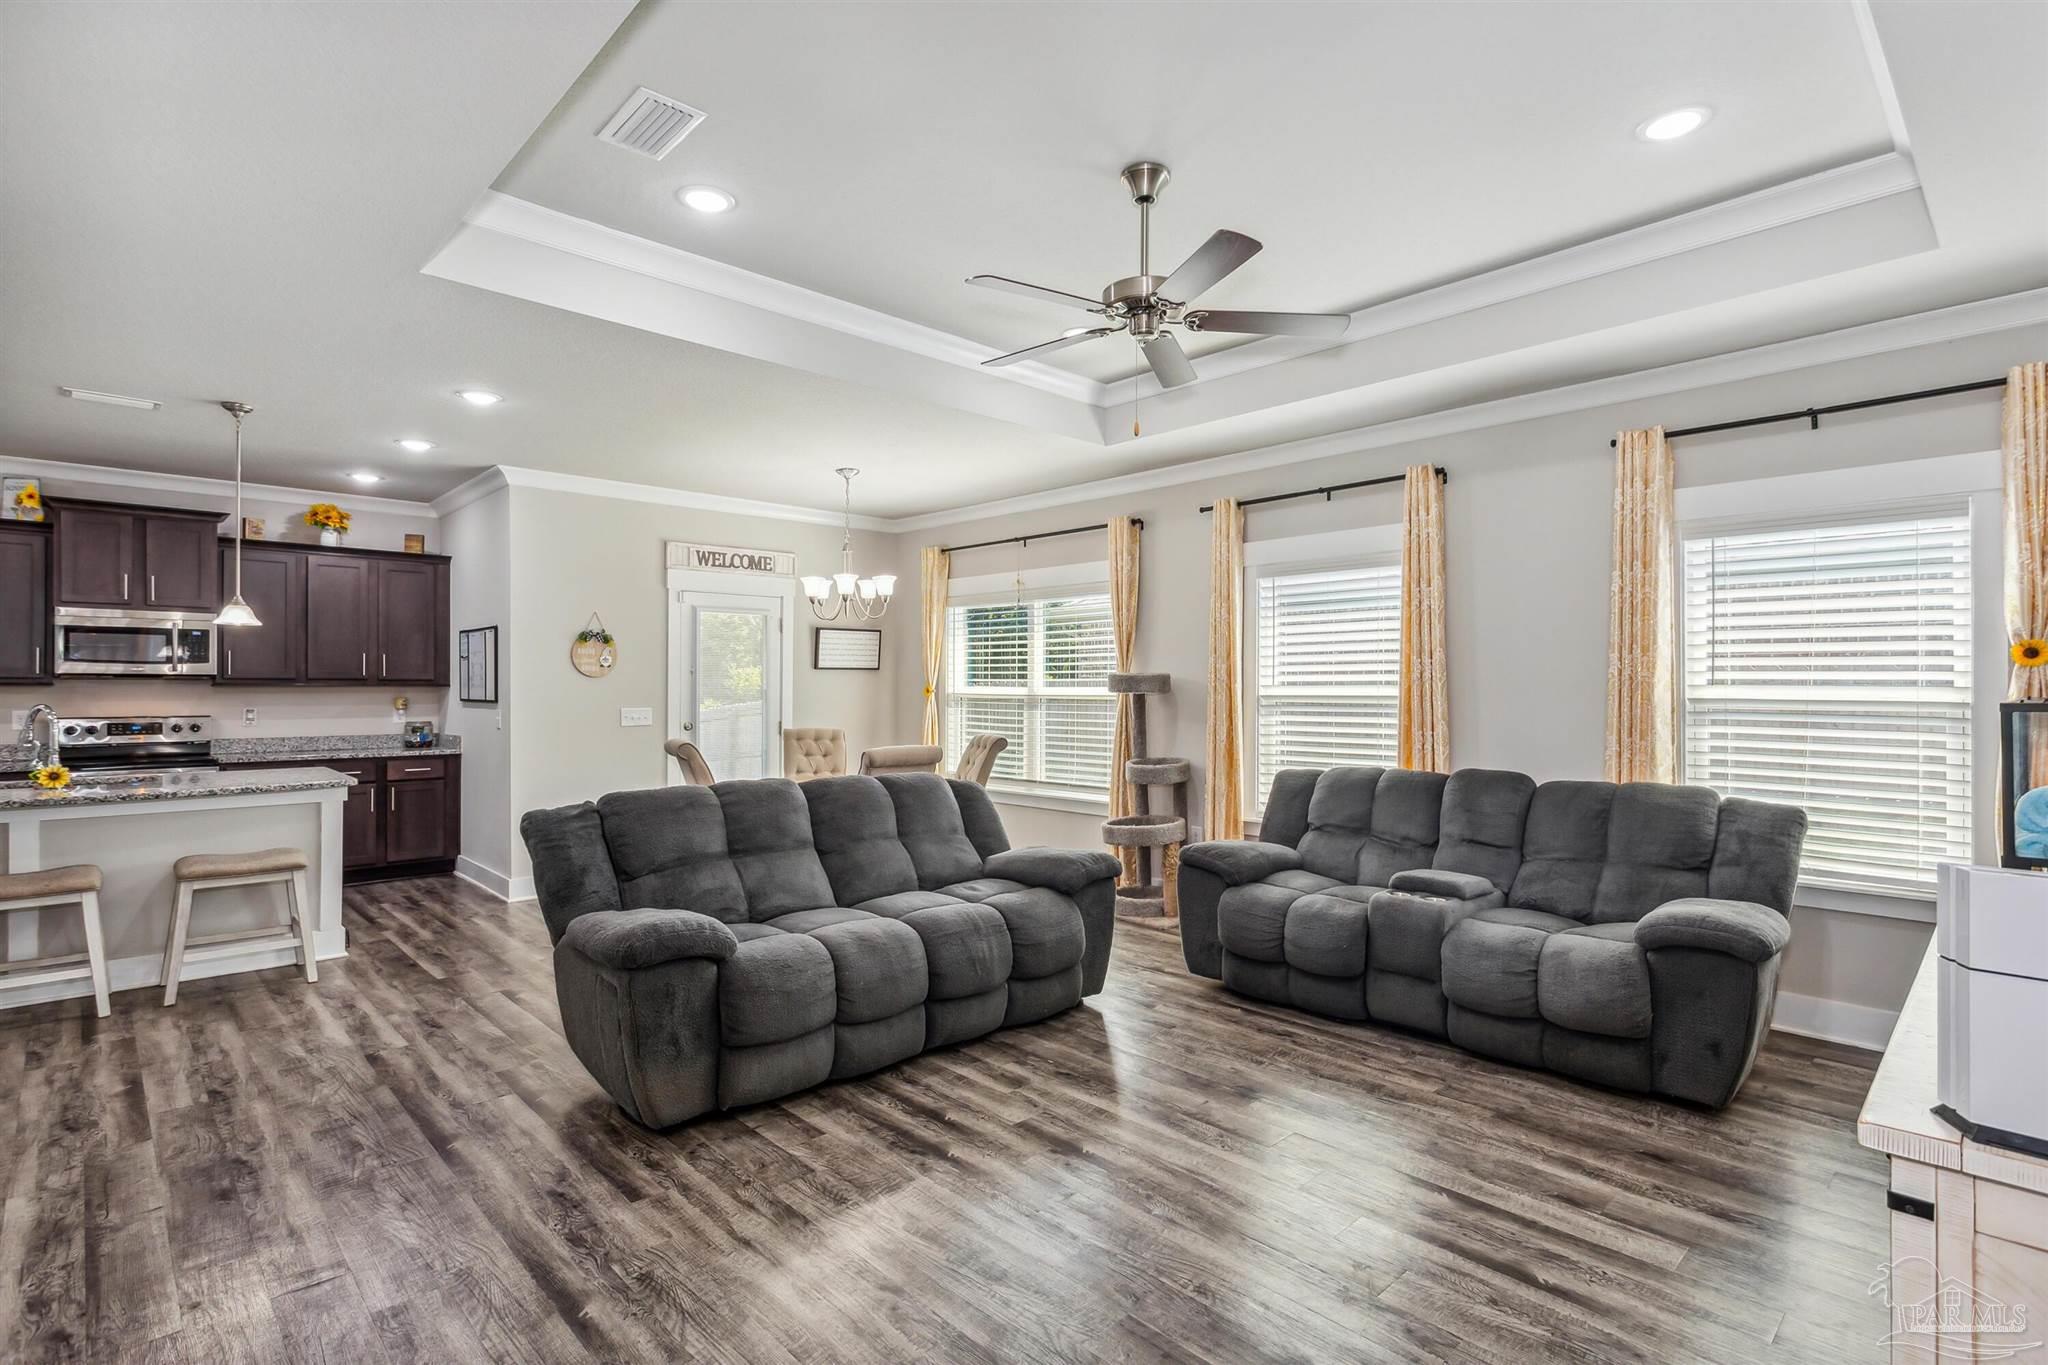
[54,715,218,778]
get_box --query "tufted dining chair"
[858,744,943,776]
[953,734,1009,785]
[782,728,847,782]
[665,740,715,785]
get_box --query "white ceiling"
[2,1,2044,521]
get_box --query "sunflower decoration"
[31,764,71,791]
[304,502,352,534]
[13,485,41,514]
[2014,638,2048,669]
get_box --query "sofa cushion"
[802,776,920,907]
[1217,881,1301,964]
[938,877,1030,902]
[1707,797,1807,914]
[1507,781,1614,922]
[728,922,786,943]
[1440,906,1579,1018]
[1283,893,1369,977]
[596,786,748,923]
[1591,783,1717,923]
[714,780,836,918]
[1367,891,1485,981]
[878,774,985,889]
[1295,766,1383,881]
[764,907,873,934]
[983,886,1084,979]
[1354,768,1448,887]
[1263,868,1342,894]
[900,903,1011,999]
[856,890,967,918]
[809,918,929,1023]
[720,932,835,1046]
[1538,923,1651,1038]
[1432,768,1535,892]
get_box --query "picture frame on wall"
[813,626,882,670]
[459,625,499,703]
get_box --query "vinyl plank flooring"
[0,874,1893,1364]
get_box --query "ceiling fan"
[967,161,1350,389]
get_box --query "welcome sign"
[666,541,797,577]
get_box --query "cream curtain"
[2005,363,2048,703]
[1107,516,1142,882]
[919,546,949,746]
[1398,465,1450,772]
[1604,426,1677,784]
[1205,498,1246,841]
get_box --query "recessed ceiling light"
[677,185,736,214]
[60,386,161,410]
[456,389,502,407]
[348,472,383,485]
[1637,106,1711,142]
[395,438,435,453]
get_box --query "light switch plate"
[620,707,653,728]
[243,707,258,726]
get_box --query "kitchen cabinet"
[302,554,375,681]
[384,775,451,863]
[216,546,304,683]
[0,525,50,683]
[325,760,383,868]
[218,753,460,880]
[375,558,446,683]
[48,500,224,611]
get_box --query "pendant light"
[801,468,896,621]
[212,401,261,627]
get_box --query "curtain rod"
[1610,377,2007,447]
[1198,465,1446,515]
[941,518,1143,554]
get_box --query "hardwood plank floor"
[0,876,1891,1363]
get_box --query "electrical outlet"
[10,710,26,732]
[620,706,653,728]
[243,707,258,726]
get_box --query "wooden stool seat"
[161,848,316,1006]
[0,864,111,1017]
[173,847,309,881]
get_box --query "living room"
[3,2,2046,1361]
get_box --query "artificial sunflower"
[304,502,352,533]
[2014,638,2048,668]
[13,485,41,512]
[31,764,71,790]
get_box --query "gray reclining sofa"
[522,773,1120,1127]
[1180,767,1806,1107]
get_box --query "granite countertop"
[0,766,355,811]
[210,733,464,763]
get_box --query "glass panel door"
[682,591,783,781]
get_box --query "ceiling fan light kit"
[968,161,1351,390]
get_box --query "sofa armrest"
[1179,840,1302,887]
[1634,898,1789,963]
[1388,868,1498,901]
[560,908,740,970]
[981,847,1122,896]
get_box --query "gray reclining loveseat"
[1180,767,1806,1108]
[522,773,1120,1127]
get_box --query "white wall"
[888,323,2048,1030]
[438,485,516,890]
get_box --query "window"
[1249,558,1402,810]
[945,591,1115,797]
[1680,508,1973,896]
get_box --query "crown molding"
[461,191,1106,405]
[452,463,894,531]
[1101,153,1926,404]
[887,287,2048,532]
[1,454,440,517]
[429,467,510,517]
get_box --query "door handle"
[381,653,387,678]
[33,646,40,674]
[369,786,376,814]
[682,721,693,731]
[121,572,129,600]
[361,652,367,677]
[149,574,156,603]
[227,649,233,677]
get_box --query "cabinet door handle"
[121,572,129,599]
[369,786,376,814]
[149,574,156,603]
[361,652,367,678]
[227,649,234,677]
[403,766,432,773]
[381,652,387,678]
[33,646,40,674]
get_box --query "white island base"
[0,770,350,1009]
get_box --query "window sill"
[984,786,1109,817]
[1792,881,1936,924]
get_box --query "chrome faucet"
[17,705,58,771]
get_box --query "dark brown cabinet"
[51,505,137,607]
[384,777,451,862]
[0,525,51,683]
[328,760,383,868]
[142,516,219,610]
[217,546,305,683]
[303,554,375,681]
[219,754,460,880]
[375,558,446,683]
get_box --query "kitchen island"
[0,767,351,1009]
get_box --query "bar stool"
[161,847,315,1006]
[0,865,111,1017]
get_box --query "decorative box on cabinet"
[0,524,51,683]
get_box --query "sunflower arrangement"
[2014,638,2048,669]
[31,764,71,790]
[304,502,352,534]
[12,485,41,515]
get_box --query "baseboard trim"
[0,943,343,1010]
[1771,990,1899,1052]
[455,857,534,903]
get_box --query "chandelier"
[803,467,896,621]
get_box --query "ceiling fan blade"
[1184,309,1351,338]
[1141,332,1197,388]
[1157,230,1262,304]
[981,327,1117,368]
[966,274,1104,312]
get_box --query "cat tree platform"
[1100,673,1188,927]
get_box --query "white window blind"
[1250,559,1402,810]
[1680,508,1973,895]
[945,591,1115,797]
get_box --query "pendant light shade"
[213,401,262,629]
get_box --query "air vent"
[596,87,706,160]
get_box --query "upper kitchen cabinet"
[216,545,304,683]
[375,557,447,683]
[303,553,375,681]
[0,524,51,683]
[47,499,224,611]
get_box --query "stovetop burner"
[53,715,216,774]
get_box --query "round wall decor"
[571,613,617,678]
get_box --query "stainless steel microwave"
[52,608,218,677]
